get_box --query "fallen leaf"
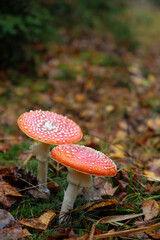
[100,181,118,196]
[142,199,159,221]
[136,131,155,146]
[147,118,160,132]
[147,229,160,239]
[89,213,146,240]
[22,228,32,237]
[144,159,160,181]
[105,105,115,113]
[27,189,48,198]
[94,176,106,189]
[109,144,125,159]
[19,210,56,230]
[0,195,17,208]
[117,120,128,131]
[87,199,118,212]
[80,187,102,201]
[0,209,14,229]
[0,209,24,240]
[75,93,85,103]
[0,181,22,197]
[0,181,22,208]
[0,142,11,152]
[118,180,129,191]
[47,181,61,194]
[112,131,128,143]
[92,222,160,239]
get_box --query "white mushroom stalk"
[59,170,92,223]
[31,142,50,194]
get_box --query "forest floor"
[0,4,160,240]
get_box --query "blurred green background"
[1,0,159,72]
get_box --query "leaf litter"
[0,209,30,240]
[1,8,160,238]
[19,210,56,230]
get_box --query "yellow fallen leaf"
[85,77,94,90]
[147,118,160,132]
[87,199,118,212]
[105,105,115,113]
[75,93,85,103]
[148,74,156,84]
[19,210,56,230]
[109,144,125,159]
[144,159,160,181]
[0,181,22,197]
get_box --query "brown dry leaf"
[109,144,125,159]
[80,187,102,201]
[100,181,118,196]
[75,93,85,103]
[94,176,106,189]
[0,181,22,208]
[47,181,61,194]
[118,180,129,191]
[144,172,160,182]
[1,108,17,126]
[74,202,95,212]
[27,189,48,198]
[136,131,155,146]
[0,142,11,152]
[22,228,32,237]
[113,131,128,143]
[0,209,24,240]
[146,183,160,193]
[105,105,115,113]
[117,120,128,131]
[147,229,160,239]
[92,222,160,239]
[0,165,15,176]
[142,199,159,221]
[0,181,22,197]
[85,76,94,90]
[19,210,56,230]
[89,213,145,240]
[0,194,17,208]
[87,199,118,212]
[147,118,160,132]
[0,209,14,229]
[144,159,160,181]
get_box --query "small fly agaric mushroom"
[50,144,117,223]
[17,110,82,194]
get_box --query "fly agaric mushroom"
[17,110,82,194]
[50,144,117,222]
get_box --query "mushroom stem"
[59,183,80,223]
[31,142,50,194]
[59,170,92,223]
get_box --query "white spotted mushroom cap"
[17,110,82,145]
[50,144,117,177]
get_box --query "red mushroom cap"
[50,144,117,177]
[17,110,82,145]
